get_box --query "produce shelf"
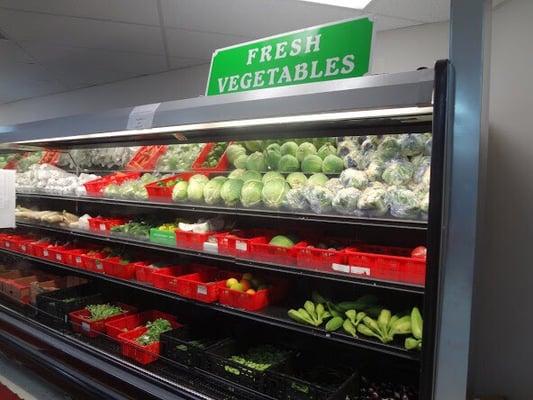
[0,247,420,361]
[16,192,428,231]
[15,221,425,295]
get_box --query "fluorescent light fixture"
[297,0,373,9]
[13,106,432,145]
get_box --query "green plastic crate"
[149,228,176,247]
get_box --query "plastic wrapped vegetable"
[419,191,429,218]
[261,178,289,209]
[375,136,401,160]
[241,180,263,208]
[357,185,388,217]
[386,187,420,219]
[332,187,362,215]
[360,136,381,153]
[203,177,227,205]
[282,187,308,211]
[187,174,209,202]
[304,186,334,214]
[324,178,344,194]
[382,160,415,186]
[220,178,244,206]
[414,157,431,189]
[365,159,386,182]
[424,136,432,156]
[340,168,369,190]
[336,139,358,158]
[398,134,425,157]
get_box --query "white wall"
[0,22,450,126]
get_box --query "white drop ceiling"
[0,0,452,105]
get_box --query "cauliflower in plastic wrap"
[414,157,431,188]
[360,136,381,153]
[357,185,388,217]
[424,137,432,156]
[332,187,362,215]
[382,159,415,186]
[375,136,401,161]
[340,168,368,190]
[304,186,334,214]
[282,187,309,211]
[386,186,420,219]
[336,139,359,158]
[324,178,344,194]
[365,159,385,182]
[398,134,425,157]
[418,190,430,219]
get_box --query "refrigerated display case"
[0,61,449,399]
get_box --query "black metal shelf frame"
[0,247,419,361]
[16,193,428,231]
[15,220,424,295]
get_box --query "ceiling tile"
[22,43,168,75]
[0,39,33,63]
[0,10,165,54]
[0,60,51,82]
[0,75,65,103]
[46,65,142,90]
[169,56,209,69]
[161,0,361,38]
[165,28,247,59]
[367,0,450,23]
[372,14,426,31]
[0,0,160,25]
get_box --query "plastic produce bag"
[357,185,388,217]
[340,168,369,190]
[304,186,334,214]
[282,187,308,211]
[332,187,362,215]
[382,159,415,186]
[386,187,420,219]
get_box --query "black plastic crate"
[204,339,292,393]
[160,326,228,369]
[35,284,103,329]
[267,353,359,400]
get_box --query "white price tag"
[127,103,160,130]
[235,240,248,252]
[332,263,350,273]
[56,254,62,261]
[96,261,103,271]
[21,245,26,252]
[350,265,371,276]
[75,256,82,264]
[99,224,106,231]
[81,322,90,332]
[197,285,208,296]
[203,241,218,254]
[5,242,10,248]
[43,249,49,257]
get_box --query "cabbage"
[322,155,344,174]
[242,170,262,182]
[398,134,425,157]
[228,168,246,180]
[419,191,429,217]
[332,187,362,215]
[361,136,381,153]
[382,160,415,186]
[234,154,248,169]
[241,180,263,208]
[296,142,317,162]
[220,178,244,206]
[424,137,432,156]
[307,173,328,187]
[301,155,322,174]
[286,172,307,189]
[244,140,263,152]
[280,141,298,157]
[263,143,281,170]
[282,187,308,211]
[340,168,368,190]
[278,155,299,173]
[365,159,385,182]
[187,175,209,202]
[246,152,267,172]
[386,187,420,219]
[357,186,388,217]
[227,144,247,164]
[414,157,431,185]
[203,177,227,205]
[336,140,358,157]
[343,149,360,169]
[262,171,284,184]
[172,181,188,202]
[375,137,401,160]
[324,178,344,193]
[304,186,334,214]
[261,178,289,208]
[270,235,295,248]
[317,144,336,160]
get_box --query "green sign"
[206,17,374,96]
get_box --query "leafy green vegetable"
[86,304,124,321]
[136,318,173,346]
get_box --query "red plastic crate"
[105,310,179,340]
[296,246,348,272]
[175,270,236,303]
[345,247,426,285]
[118,320,182,365]
[215,230,271,257]
[175,230,222,252]
[191,142,230,172]
[135,263,181,286]
[40,150,61,165]
[4,236,36,254]
[145,172,197,202]
[0,271,26,293]
[219,287,270,311]
[60,249,89,268]
[151,264,212,293]
[102,257,138,280]
[81,252,108,273]
[126,145,167,171]
[44,245,73,263]
[250,241,309,266]
[5,275,43,304]
[83,172,141,197]
[88,217,128,233]
[28,241,52,258]
[69,303,136,338]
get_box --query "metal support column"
[434,1,491,399]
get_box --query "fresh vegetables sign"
[206,17,374,95]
